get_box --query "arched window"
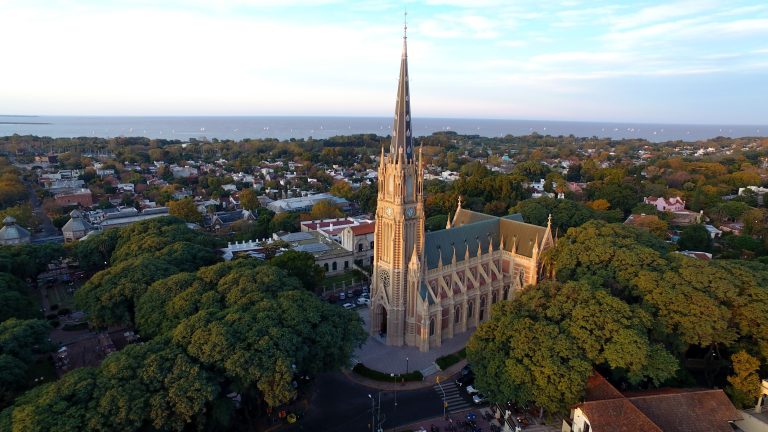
[358,243,364,252]
[344,260,349,269]
[454,306,461,323]
[429,318,435,336]
[503,285,510,300]
[324,263,329,272]
[370,241,374,249]
[492,292,498,304]
[467,301,474,319]
[479,296,486,321]
[332,261,337,271]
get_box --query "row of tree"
[468,221,768,414]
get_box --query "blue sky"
[2,0,767,124]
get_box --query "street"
[287,372,445,432]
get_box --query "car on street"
[339,292,346,300]
[472,393,488,404]
[356,297,370,306]
[342,303,355,310]
[466,385,479,395]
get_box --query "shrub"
[49,304,59,311]
[45,313,58,320]
[352,363,422,382]
[57,308,71,316]
[435,348,467,370]
[49,320,60,328]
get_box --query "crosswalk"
[433,382,474,413]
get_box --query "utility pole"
[368,394,375,431]
[437,376,446,419]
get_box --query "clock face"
[385,207,393,217]
[378,269,390,290]
[406,207,415,218]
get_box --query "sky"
[2,0,767,124]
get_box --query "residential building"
[644,196,686,212]
[369,34,553,352]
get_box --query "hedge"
[352,363,423,382]
[435,348,466,370]
[62,322,89,331]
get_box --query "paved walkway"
[354,308,473,375]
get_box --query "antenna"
[404,10,407,38]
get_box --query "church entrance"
[378,305,388,336]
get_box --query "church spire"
[390,13,414,164]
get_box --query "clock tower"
[370,24,425,347]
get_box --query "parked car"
[353,288,363,296]
[466,385,479,395]
[356,297,370,306]
[472,393,488,405]
[339,292,346,300]
[342,303,355,310]
[461,364,472,376]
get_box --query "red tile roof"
[575,373,741,432]
[579,399,663,432]
[349,223,375,235]
[627,390,742,432]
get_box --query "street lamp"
[406,357,409,375]
[368,394,374,431]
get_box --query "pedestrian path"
[433,382,473,413]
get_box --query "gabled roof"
[579,399,662,432]
[349,223,375,235]
[423,208,548,270]
[627,390,741,432]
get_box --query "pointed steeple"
[390,16,414,164]
[446,212,452,229]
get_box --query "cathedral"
[370,31,554,352]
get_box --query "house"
[563,372,742,432]
[669,210,703,226]
[62,210,93,242]
[720,222,744,236]
[205,210,256,230]
[644,196,686,212]
[0,216,31,245]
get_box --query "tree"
[726,351,760,408]
[308,199,344,220]
[677,224,710,251]
[269,250,324,293]
[425,214,448,232]
[168,198,202,224]
[329,181,354,199]
[238,188,260,212]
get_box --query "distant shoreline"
[0,122,51,125]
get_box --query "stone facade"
[369,34,553,352]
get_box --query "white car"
[473,393,487,404]
[342,303,355,310]
[466,385,479,395]
[357,297,370,306]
